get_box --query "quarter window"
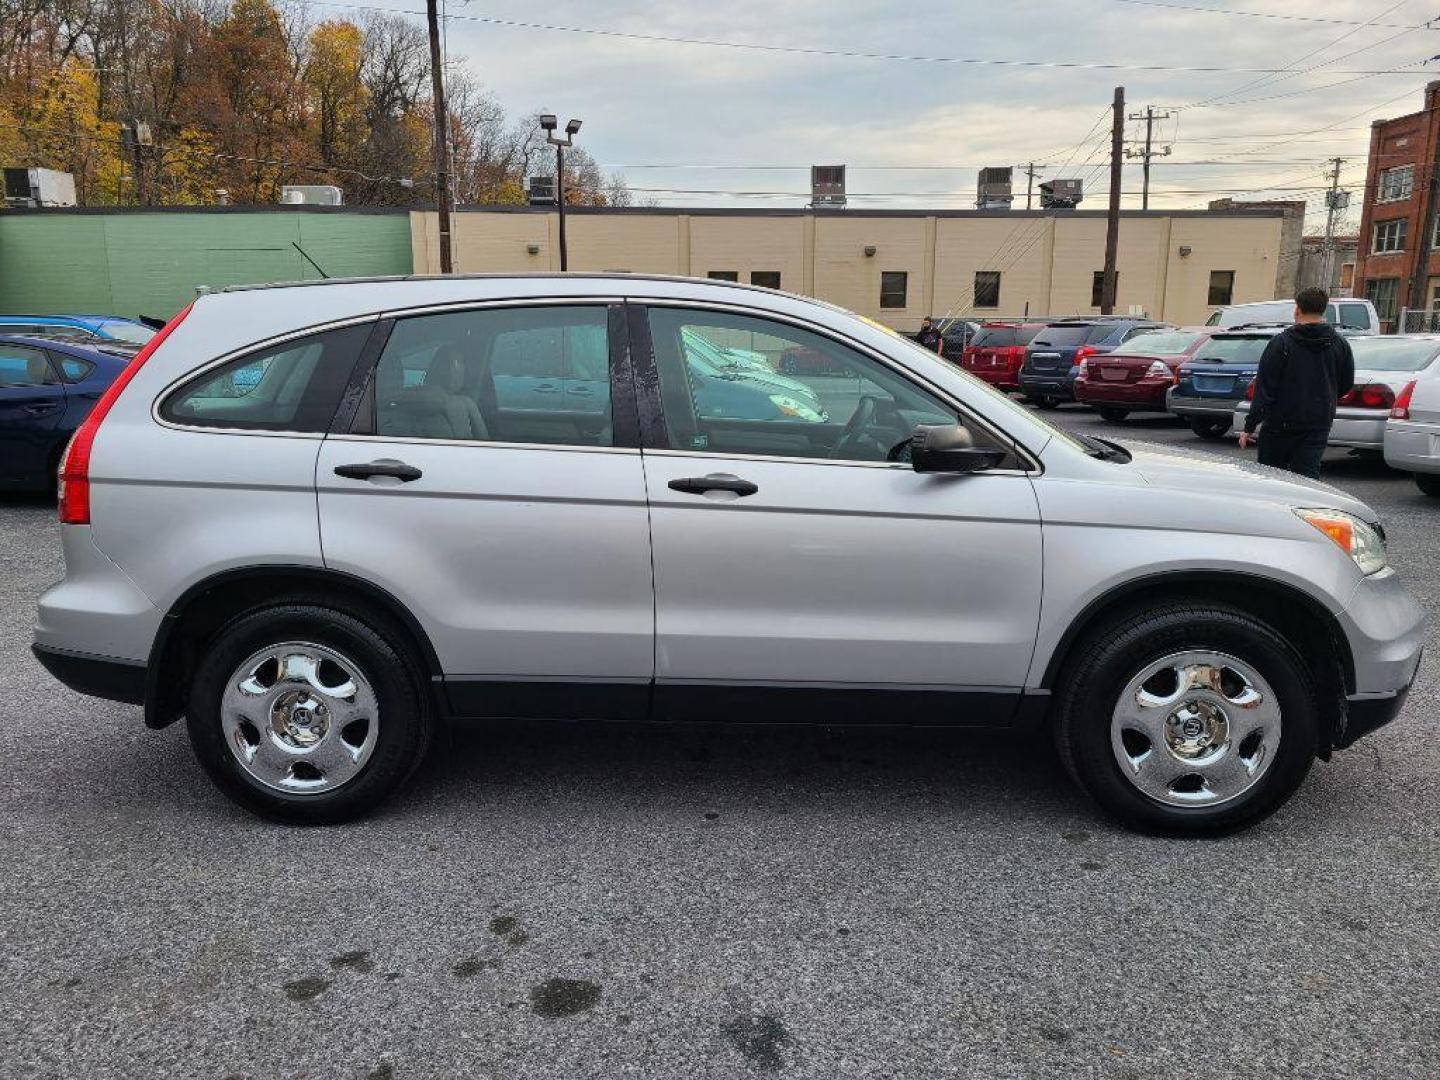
[1377,165,1414,203]
[0,344,57,387]
[645,307,997,465]
[879,271,908,309]
[54,355,95,382]
[162,324,371,432]
[371,305,613,447]
[1373,218,1406,254]
[1207,270,1235,307]
[974,271,1001,309]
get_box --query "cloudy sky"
[353,0,1436,230]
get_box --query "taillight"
[1073,346,1096,369]
[1244,379,1256,401]
[58,303,192,525]
[1145,360,1169,379]
[1337,383,1395,410]
[1391,380,1416,420]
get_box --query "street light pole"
[426,0,453,274]
[541,115,582,272]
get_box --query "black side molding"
[32,644,146,706]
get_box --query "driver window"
[646,307,959,462]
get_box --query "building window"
[1372,218,1407,254]
[1377,165,1414,203]
[973,271,1001,309]
[707,271,739,282]
[1090,270,1117,308]
[879,271,908,309]
[1365,278,1399,326]
[750,271,782,290]
[1207,270,1235,307]
[1339,262,1355,291]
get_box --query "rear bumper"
[1017,372,1076,400]
[32,644,146,705]
[1384,418,1440,473]
[1167,390,1241,419]
[963,368,1020,390]
[1328,409,1386,451]
[1075,380,1169,407]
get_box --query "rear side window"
[161,323,371,431]
[0,343,58,387]
[1338,304,1372,330]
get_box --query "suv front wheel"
[1055,603,1318,835]
[187,602,431,824]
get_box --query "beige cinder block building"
[411,206,1289,330]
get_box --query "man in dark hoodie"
[1237,286,1355,478]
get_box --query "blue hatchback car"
[1017,317,1170,408]
[0,336,134,490]
[0,314,156,345]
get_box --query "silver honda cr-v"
[32,275,1425,834]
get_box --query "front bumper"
[1337,684,1414,750]
[1332,567,1425,748]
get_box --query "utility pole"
[1124,105,1172,211]
[1321,157,1347,291]
[426,0,453,274]
[1102,86,1124,315]
[1023,162,1040,210]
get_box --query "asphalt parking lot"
[3,407,1438,1080]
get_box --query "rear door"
[631,302,1043,724]
[316,301,655,719]
[0,342,65,485]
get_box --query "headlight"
[769,394,826,422]
[1295,508,1388,575]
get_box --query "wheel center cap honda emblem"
[1181,716,1204,739]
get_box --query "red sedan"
[1073,328,1213,420]
[958,322,1048,391]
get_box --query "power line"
[1110,0,1435,31]
[594,159,1360,170]
[302,0,1434,75]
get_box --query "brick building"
[1353,81,1440,331]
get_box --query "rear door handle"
[668,474,759,497]
[24,402,59,414]
[334,460,423,482]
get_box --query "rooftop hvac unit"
[280,184,343,206]
[811,165,847,208]
[3,167,77,207]
[528,175,557,206]
[976,166,1013,210]
[1040,178,1083,209]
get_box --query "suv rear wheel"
[187,602,431,824]
[1187,417,1231,439]
[1054,603,1318,835]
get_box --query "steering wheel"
[830,395,880,459]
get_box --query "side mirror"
[910,423,1007,474]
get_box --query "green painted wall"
[0,210,413,319]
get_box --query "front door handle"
[668,474,759,497]
[334,460,423,482]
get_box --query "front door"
[0,342,65,487]
[317,302,655,719]
[631,304,1044,724]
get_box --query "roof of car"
[213,271,806,298]
[0,333,132,358]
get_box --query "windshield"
[1193,336,1273,364]
[1117,330,1201,357]
[1350,337,1440,372]
[98,319,156,344]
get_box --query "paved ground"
[3,409,1438,1079]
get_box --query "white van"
[1206,298,1378,334]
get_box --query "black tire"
[1414,472,1440,497]
[1187,416,1231,440]
[1053,602,1319,836]
[187,602,431,825]
[1097,407,1130,423]
[1034,396,1059,410]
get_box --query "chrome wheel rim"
[220,642,379,795]
[1109,650,1280,808]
